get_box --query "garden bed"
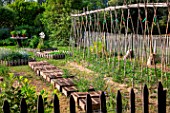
[0,48,31,66]
[36,50,72,59]
[0,58,29,66]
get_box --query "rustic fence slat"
[3,100,10,113]
[116,90,122,113]
[20,98,27,113]
[130,88,135,113]
[37,95,44,113]
[163,90,166,113]
[86,94,92,113]
[158,82,166,113]
[70,95,76,113]
[100,91,107,113]
[143,84,149,113]
[54,94,60,113]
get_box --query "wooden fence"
[2,82,166,113]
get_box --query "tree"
[8,0,44,26]
[0,6,16,28]
[42,0,72,46]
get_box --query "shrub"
[0,38,16,46]
[0,7,16,28]
[29,35,39,48]
[0,74,53,113]
[0,28,10,40]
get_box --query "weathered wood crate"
[53,78,76,92]
[28,61,49,69]
[0,59,29,66]
[40,71,63,82]
[71,91,102,111]
[35,65,58,76]
[79,97,100,111]
[62,85,95,97]
[62,86,78,97]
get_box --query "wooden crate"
[28,61,49,69]
[46,75,58,82]
[51,79,58,86]
[62,86,78,97]
[54,78,75,92]
[33,65,56,72]
[33,64,50,72]
[79,97,100,111]
[28,61,48,66]
[71,91,101,106]
[40,71,63,79]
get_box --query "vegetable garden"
[0,0,170,113]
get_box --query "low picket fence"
[2,82,167,113]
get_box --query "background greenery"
[0,0,169,46]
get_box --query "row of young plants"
[0,65,53,113]
[49,50,71,56]
[62,68,106,92]
[71,47,169,86]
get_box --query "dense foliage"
[0,0,169,46]
[41,0,72,46]
[0,6,16,28]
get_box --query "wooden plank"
[71,3,168,17]
[79,97,100,111]
[71,91,101,106]
[46,75,60,82]
[54,78,75,92]
[33,65,56,72]
[62,86,78,97]
[40,71,63,81]
[51,79,58,86]
[28,61,48,68]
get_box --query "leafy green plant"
[10,30,16,36]
[62,69,70,78]
[29,35,39,48]
[21,29,26,36]
[0,74,53,113]
[0,65,9,76]
[74,78,90,92]
[92,75,106,91]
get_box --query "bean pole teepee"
[70,0,170,89]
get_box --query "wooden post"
[37,95,44,113]
[130,89,135,113]
[158,82,166,113]
[3,100,10,113]
[20,98,27,113]
[116,90,122,113]
[143,84,149,113]
[86,94,92,113]
[70,95,75,113]
[54,94,60,113]
[100,91,107,113]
